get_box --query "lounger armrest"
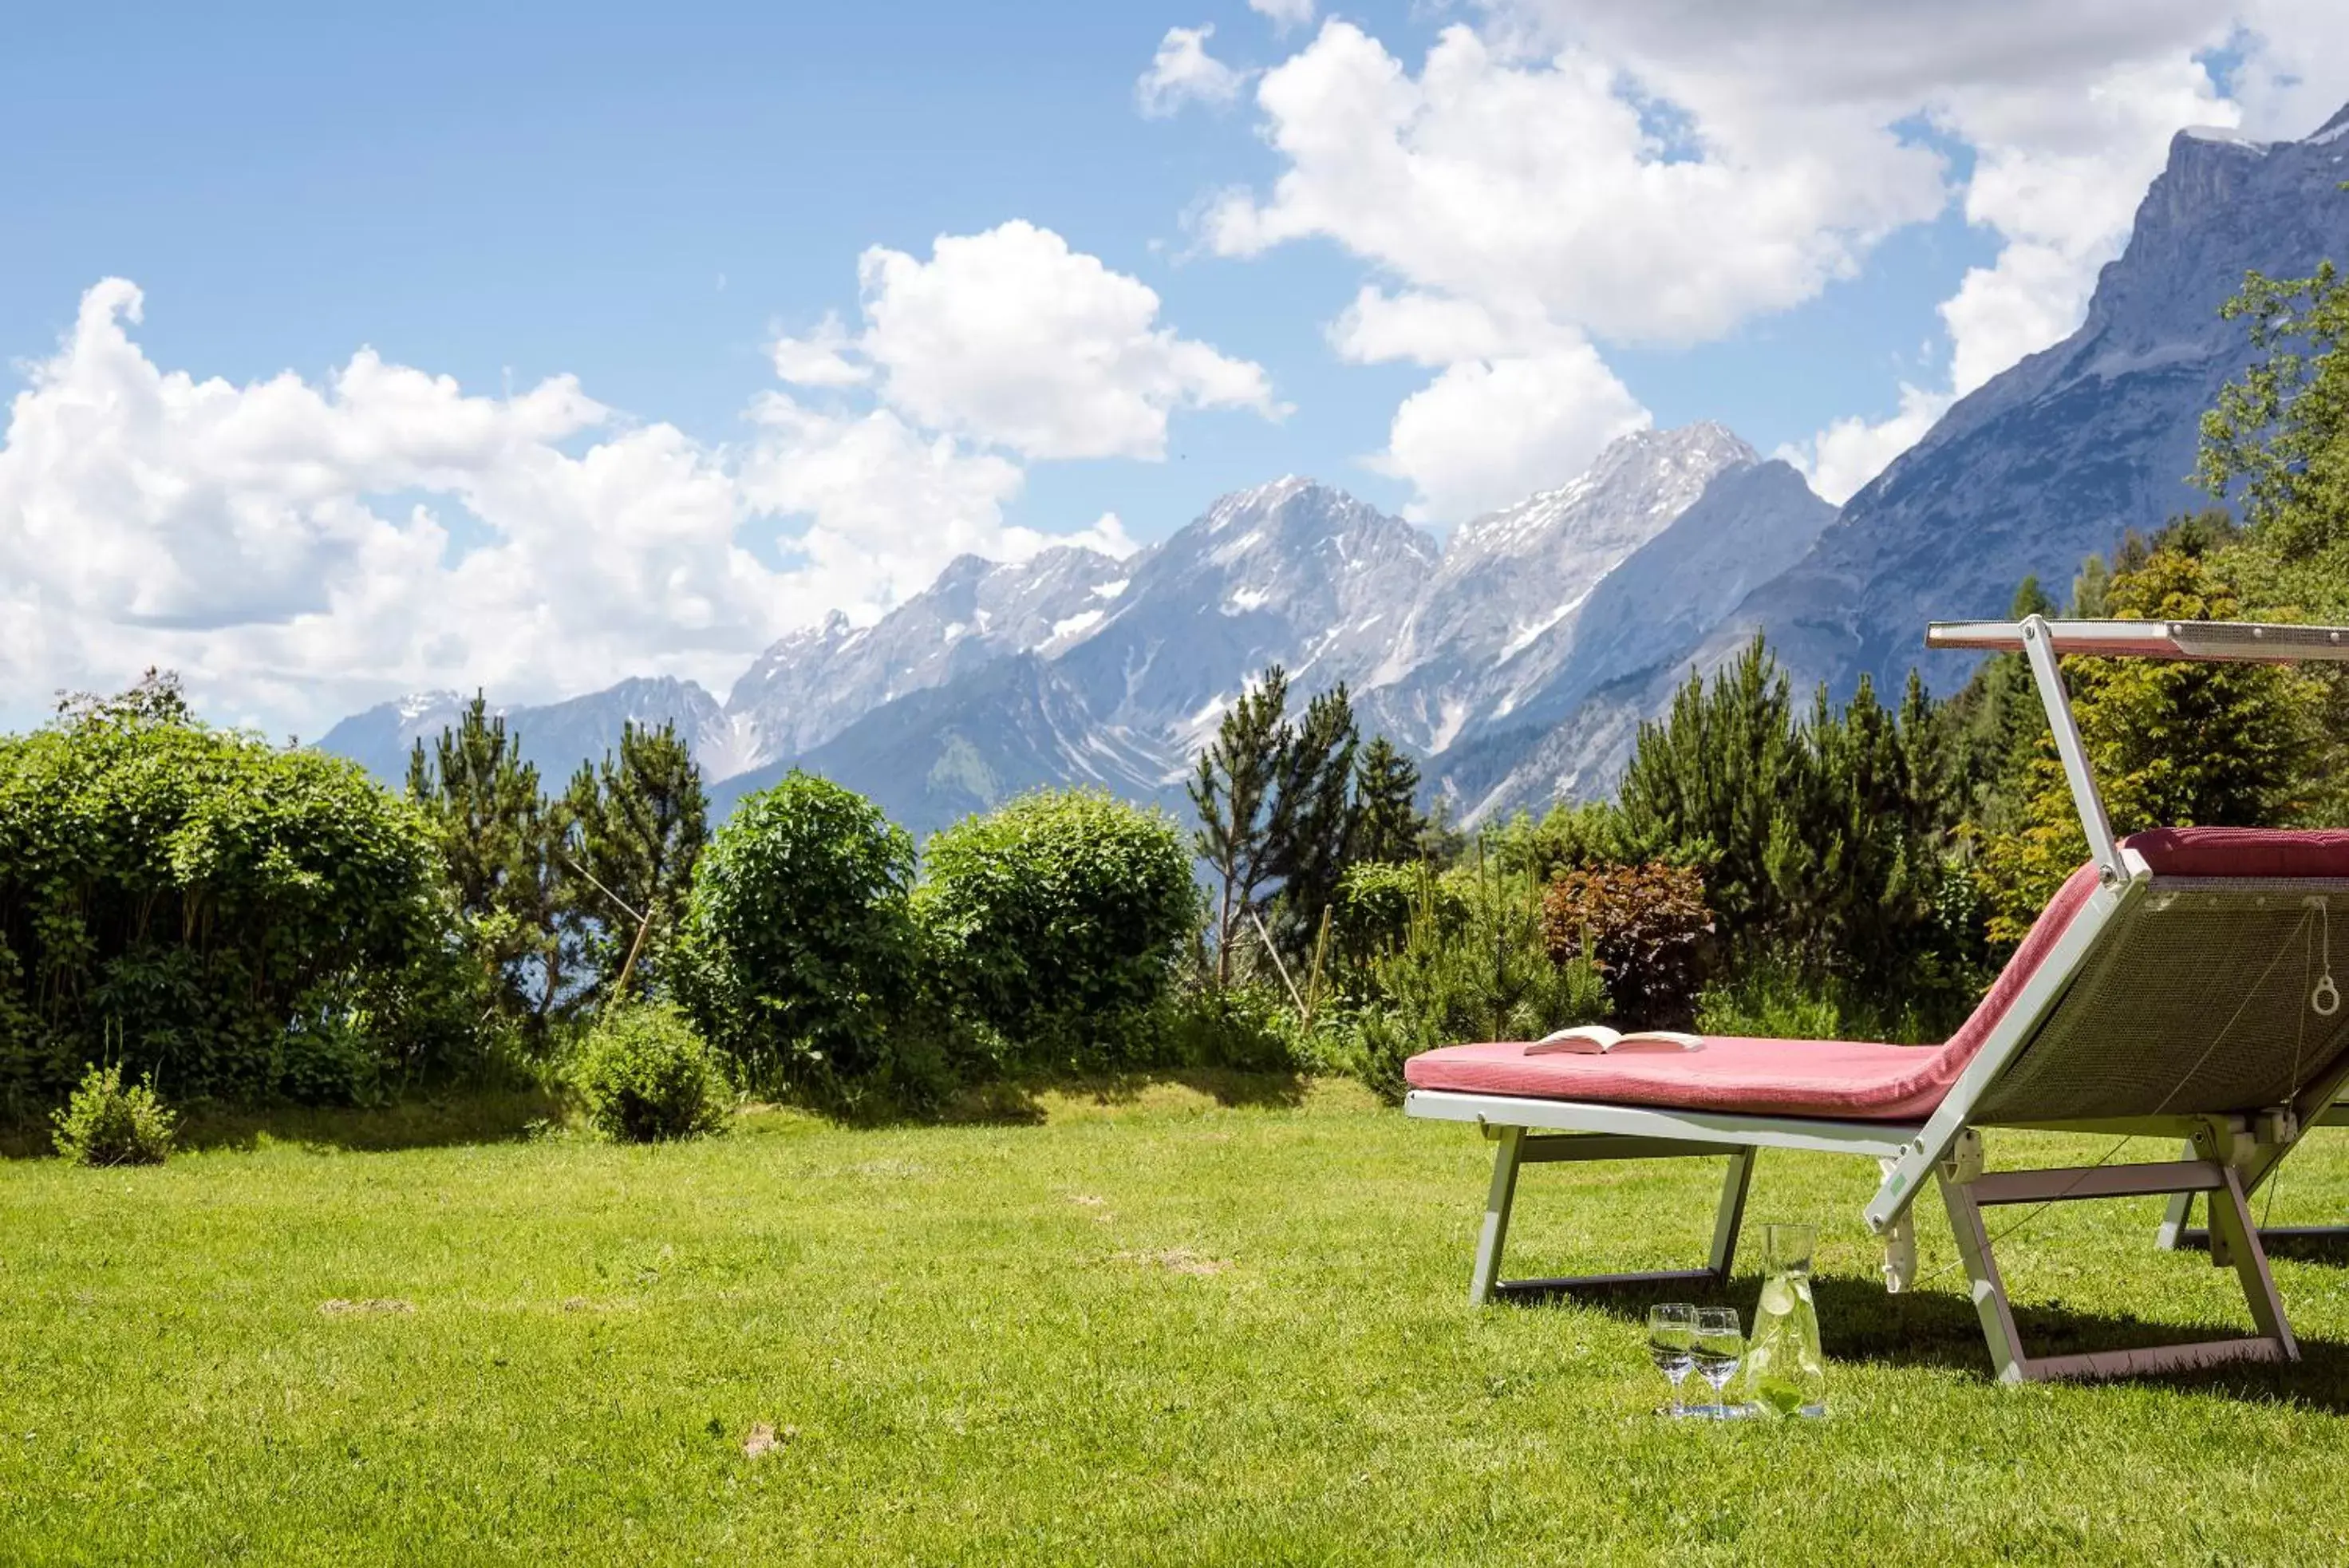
[1929,618,2349,663]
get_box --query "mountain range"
[322,105,2349,837]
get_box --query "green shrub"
[568,1001,732,1143]
[676,772,926,1102]
[1694,950,1947,1045]
[1332,856,1605,1100]
[916,789,1198,1070]
[1330,860,1469,966]
[1160,983,1302,1074]
[0,695,474,1112]
[1538,862,1715,1030]
[50,1062,177,1166]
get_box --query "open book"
[1525,1025,1703,1057]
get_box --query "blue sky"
[0,1,1980,539]
[2,0,2340,731]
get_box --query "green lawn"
[6,1079,2349,1564]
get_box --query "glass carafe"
[1738,1222,1826,1418]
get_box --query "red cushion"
[1403,827,2349,1121]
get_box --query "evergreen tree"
[1617,636,1799,943]
[1351,736,1425,865]
[407,696,574,1039]
[563,720,709,1002]
[1266,684,1360,954]
[1190,666,1293,983]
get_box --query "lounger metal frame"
[1408,614,2349,1383]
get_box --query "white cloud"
[0,277,1186,733]
[1208,23,1944,346]
[827,220,1279,461]
[1197,2,2349,515]
[1248,0,1316,31]
[1778,384,1952,506]
[770,310,870,388]
[1377,346,1651,522]
[1199,19,1943,517]
[1136,26,1245,118]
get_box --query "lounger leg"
[2206,1165,2297,1359]
[2156,1188,2197,1251]
[1879,1157,1917,1294]
[1469,1126,1526,1306]
[1707,1147,1755,1285]
[1940,1131,2297,1382]
[1936,1136,2028,1384]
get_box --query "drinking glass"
[1691,1306,1744,1420]
[1646,1303,1697,1416]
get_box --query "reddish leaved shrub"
[1539,862,1714,1030]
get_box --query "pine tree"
[563,721,709,1002]
[1266,684,1360,954]
[1190,666,1293,984]
[1617,635,1799,943]
[407,696,574,1039]
[1351,736,1424,865]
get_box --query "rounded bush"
[677,772,922,1095]
[916,788,1198,1066]
[0,709,464,1110]
[569,1001,732,1143]
[51,1062,177,1167]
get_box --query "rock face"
[721,545,1131,769]
[1693,108,2349,707]
[1052,477,1441,759]
[1356,424,1779,752]
[318,432,1831,837]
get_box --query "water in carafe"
[1740,1222,1827,1418]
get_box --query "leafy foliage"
[1330,860,1470,968]
[1617,638,1802,942]
[917,789,1198,1068]
[1190,666,1297,983]
[567,1001,732,1143]
[1617,639,1967,1000]
[0,697,464,1110]
[1539,863,1713,1031]
[1156,982,1303,1074]
[676,772,925,1102]
[1976,544,2319,941]
[1265,685,1362,956]
[2198,260,2349,560]
[1484,800,1638,886]
[49,1061,177,1166]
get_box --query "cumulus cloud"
[1247,0,1315,31]
[0,265,1230,732]
[770,310,870,388]
[1206,23,1943,347]
[796,220,1280,461]
[1378,347,1651,522]
[1778,385,1952,506]
[1192,2,2349,514]
[1136,25,1246,117]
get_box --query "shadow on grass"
[934,1068,1312,1127]
[0,1087,567,1160]
[1496,1270,2349,1408]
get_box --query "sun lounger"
[1405,615,2349,1382]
